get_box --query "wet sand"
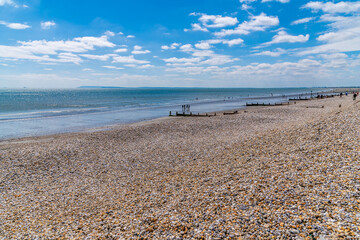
[1,95,359,239]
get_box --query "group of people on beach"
[339,91,358,100]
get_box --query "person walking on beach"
[353,93,357,101]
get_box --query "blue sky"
[0,0,360,88]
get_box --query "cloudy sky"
[0,0,360,88]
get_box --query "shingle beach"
[1,95,359,239]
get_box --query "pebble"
[1,95,359,239]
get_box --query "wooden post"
[169,111,171,116]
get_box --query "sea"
[0,87,331,140]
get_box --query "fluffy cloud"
[0,21,30,29]
[195,13,239,28]
[163,57,202,66]
[103,65,124,70]
[185,13,238,32]
[299,15,360,55]
[17,35,115,54]
[115,48,128,53]
[57,52,82,64]
[0,35,115,64]
[304,1,360,14]
[41,21,56,30]
[262,30,309,46]
[240,0,289,5]
[195,42,212,50]
[215,13,279,37]
[291,17,315,25]
[262,0,290,3]
[112,55,149,64]
[195,38,244,49]
[164,44,238,67]
[80,54,116,61]
[104,30,115,36]
[184,23,209,32]
[253,48,286,57]
[319,53,347,60]
[131,45,150,54]
[0,0,16,6]
[161,43,180,50]
[239,0,256,3]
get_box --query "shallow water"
[0,88,329,139]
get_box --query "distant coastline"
[78,86,125,89]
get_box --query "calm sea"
[0,88,329,140]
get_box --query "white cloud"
[131,45,150,54]
[261,30,309,46]
[291,17,315,25]
[240,0,289,6]
[164,57,202,65]
[167,45,239,67]
[41,21,56,30]
[179,44,194,52]
[57,52,82,64]
[161,43,180,50]
[137,64,154,69]
[201,54,237,65]
[215,13,279,37]
[185,23,209,32]
[0,34,115,63]
[0,21,30,29]
[0,0,16,7]
[127,35,135,38]
[262,0,290,3]
[299,15,360,55]
[239,0,256,3]
[112,55,149,64]
[103,65,124,70]
[303,1,360,14]
[241,4,252,10]
[320,53,347,59]
[17,35,115,54]
[186,13,238,32]
[80,54,115,61]
[115,48,128,53]
[252,48,286,57]
[196,38,244,49]
[195,42,212,50]
[226,38,244,46]
[104,30,115,36]
[197,13,238,28]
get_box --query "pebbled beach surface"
[1,95,360,239]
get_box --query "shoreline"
[1,95,360,238]
[0,89,343,142]
[0,88,343,141]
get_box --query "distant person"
[353,93,357,101]
[346,92,348,96]
[340,92,343,98]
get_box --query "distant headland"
[78,86,124,89]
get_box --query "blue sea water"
[0,88,330,140]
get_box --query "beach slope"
[1,96,359,239]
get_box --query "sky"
[0,0,360,88]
